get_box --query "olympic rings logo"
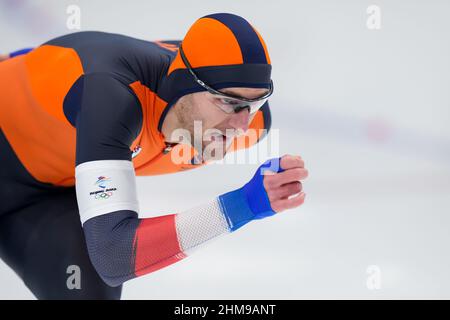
[95,191,113,199]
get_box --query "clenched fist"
[263,155,308,213]
[219,155,308,231]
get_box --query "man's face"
[174,87,269,161]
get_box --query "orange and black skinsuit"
[0,13,272,299]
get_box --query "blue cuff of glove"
[218,188,254,232]
[218,157,284,232]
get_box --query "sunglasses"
[179,44,273,114]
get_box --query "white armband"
[75,160,140,225]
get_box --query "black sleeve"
[72,73,144,287]
[74,73,143,166]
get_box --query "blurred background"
[0,0,449,299]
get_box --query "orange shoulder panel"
[25,45,84,125]
[0,46,83,186]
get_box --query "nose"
[227,107,250,134]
